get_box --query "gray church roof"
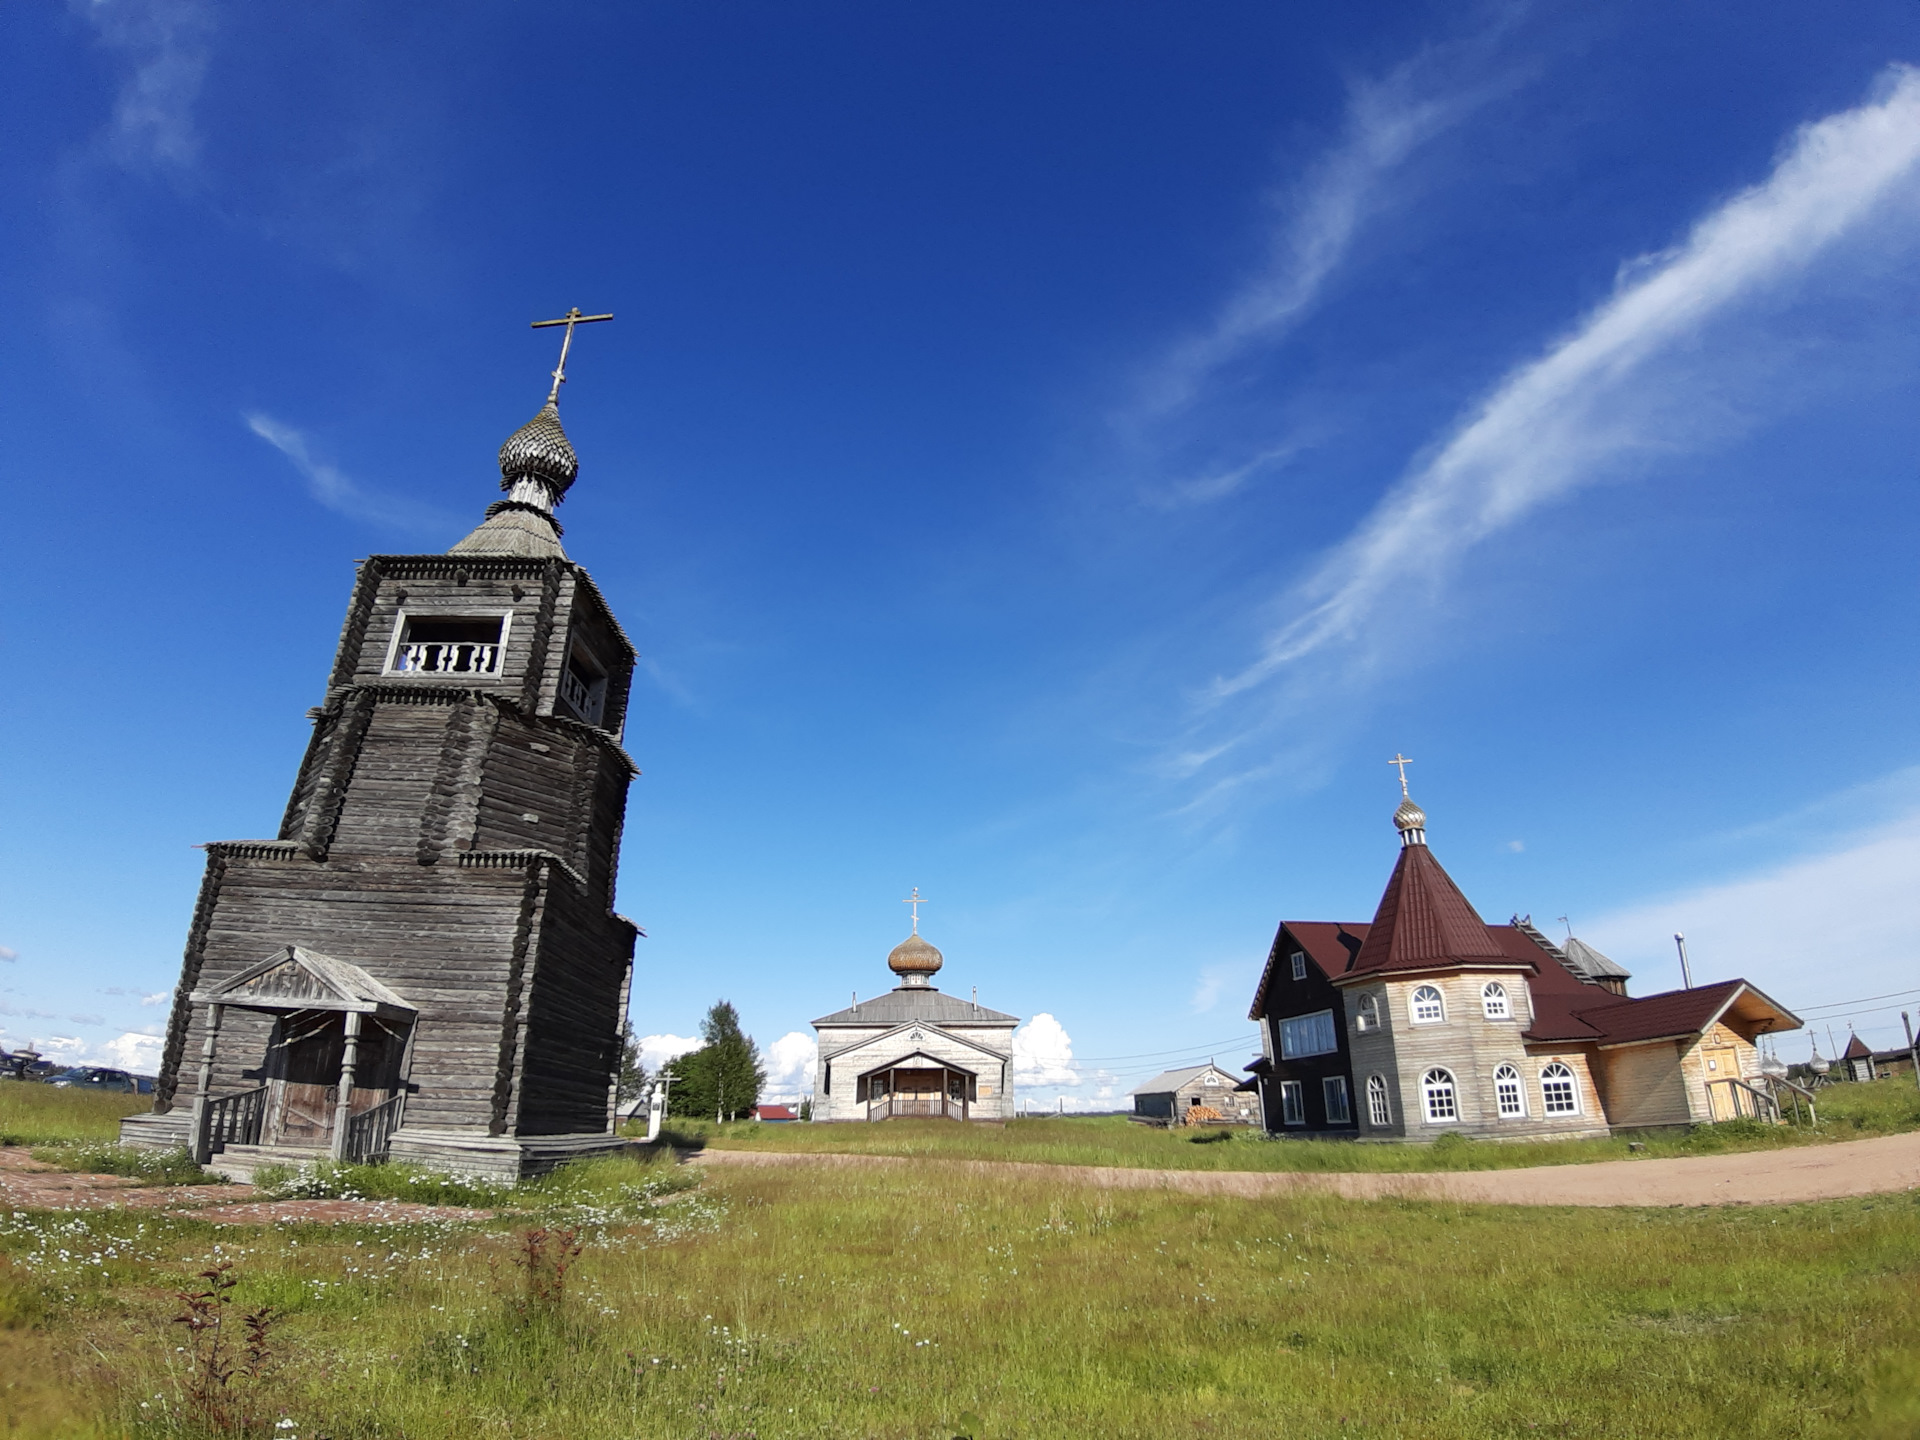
[1128,1062,1240,1097]
[813,986,1018,1028]
[1560,935,1632,981]
[450,507,568,558]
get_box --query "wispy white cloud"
[0,945,16,963]
[1586,791,1920,1055]
[1213,64,1920,700]
[74,0,213,175]
[140,991,171,1006]
[247,412,454,536]
[1144,38,1519,422]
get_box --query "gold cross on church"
[1388,752,1414,796]
[902,887,928,934]
[532,307,614,403]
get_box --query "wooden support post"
[331,1011,363,1161]
[190,1004,223,1164]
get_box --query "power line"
[1792,986,1920,1015]
[1067,1034,1261,1066]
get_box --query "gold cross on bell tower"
[901,887,928,935]
[532,306,614,404]
[1388,752,1414,797]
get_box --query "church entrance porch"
[180,947,417,1168]
[861,1062,975,1121]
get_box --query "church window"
[1366,1074,1391,1126]
[1323,1075,1351,1124]
[387,613,510,677]
[1494,1063,1525,1117]
[1540,1062,1580,1115]
[1411,985,1445,1024]
[1421,1068,1458,1123]
[1356,993,1380,1032]
[1482,982,1510,1020]
[1280,1081,1305,1125]
[560,643,609,726]
[1290,952,1308,981]
[1279,1009,1339,1059]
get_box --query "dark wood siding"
[1253,924,1360,1134]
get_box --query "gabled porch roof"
[190,946,415,1021]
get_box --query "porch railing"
[343,1094,405,1164]
[393,641,502,676]
[1707,1077,1781,1124]
[867,1092,969,1122]
[195,1085,267,1162]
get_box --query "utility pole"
[1905,1012,1918,1092]
[1673,933,1694,990]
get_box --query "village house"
[1128,1063,1258,1125]
[811,907,1018,1122]
[1244,774,1801,1140]
[121,320,642,1179]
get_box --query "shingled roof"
[1346,843,1517,976]
[1524,978,1799,1047]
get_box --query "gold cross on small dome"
[1388,752,1414,797]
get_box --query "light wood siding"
[1592,1041,1692,1127]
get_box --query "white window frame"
[1279,1009,1339,1060]
[1355,993,1380,1032]
[1540,1062,1581,1116]
[1410,985,1446,1025]
[1290,951,1308,981]
[1493,1063,1525,1118]
[382,609,515,678]
[1482,981,1510,1020]
[1323,1075,1351,1125]
[1366,1074,1391,1127]
[1421,1067,1458,1124]
[1279,1080,1306,1126]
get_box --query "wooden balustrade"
[343,1094,406,1164]
[195,1085,267,1161]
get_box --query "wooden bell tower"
[124,317,644,1178]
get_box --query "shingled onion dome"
[494,402,578,521]
[887,932,945,989]
[1394,794,1428,847]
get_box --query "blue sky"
[3,2,1919,1103]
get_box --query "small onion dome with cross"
[1388,752,1428,846]
[887,932,944,987]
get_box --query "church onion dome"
[1393,795,1428,843]
[497,402,579,498]
[887,932,944,984]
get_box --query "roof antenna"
[1558,915,1571,941]
[1673,932,1694,990]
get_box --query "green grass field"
[672,1077,1920,1173]
[4,1082,1917,1437]
[0,1083,146,1147]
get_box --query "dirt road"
[691,1129,1920,1207]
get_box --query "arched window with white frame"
[1540,1062,1580,1115]
[1356,993,1380,1032]
[1482,981,1510,1020]
[1493,1063,1525,1118]
[1410,985,1445,1024]
[1366,1074,1391,1127]
[1421,1067,1458,1123]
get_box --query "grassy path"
[692,1125,1920,1206]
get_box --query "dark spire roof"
[1347,842,1513,976]
[1843,1032,1874,1059]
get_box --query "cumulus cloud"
[762,1031,819,1102]
[98,1031,166,1073]
[142,992,171,1006]
[76,0,214,175]
[635,1032,701,1074]
[1012,1013,1080,1088]
[1586,798,1920,1055]
[1213,64,1920,699]
[246,413,453,536]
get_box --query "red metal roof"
[1524,980,1751,1046]
[1843,1033,1874,1059]
[1347,844,1513,976]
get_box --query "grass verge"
[27,1144,213,1186]
[672,1077,1920,1173]
[0,1086,147,1147]
[0,1154,1915,1437]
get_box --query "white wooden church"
[811,912,1018,1122]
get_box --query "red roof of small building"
[753,1104,798,1121]
[1843,1033,1874,1060]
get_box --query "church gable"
[194,946,412,1017]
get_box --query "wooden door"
[264,1011,345,1148]
[1702,1044,1740,1119]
